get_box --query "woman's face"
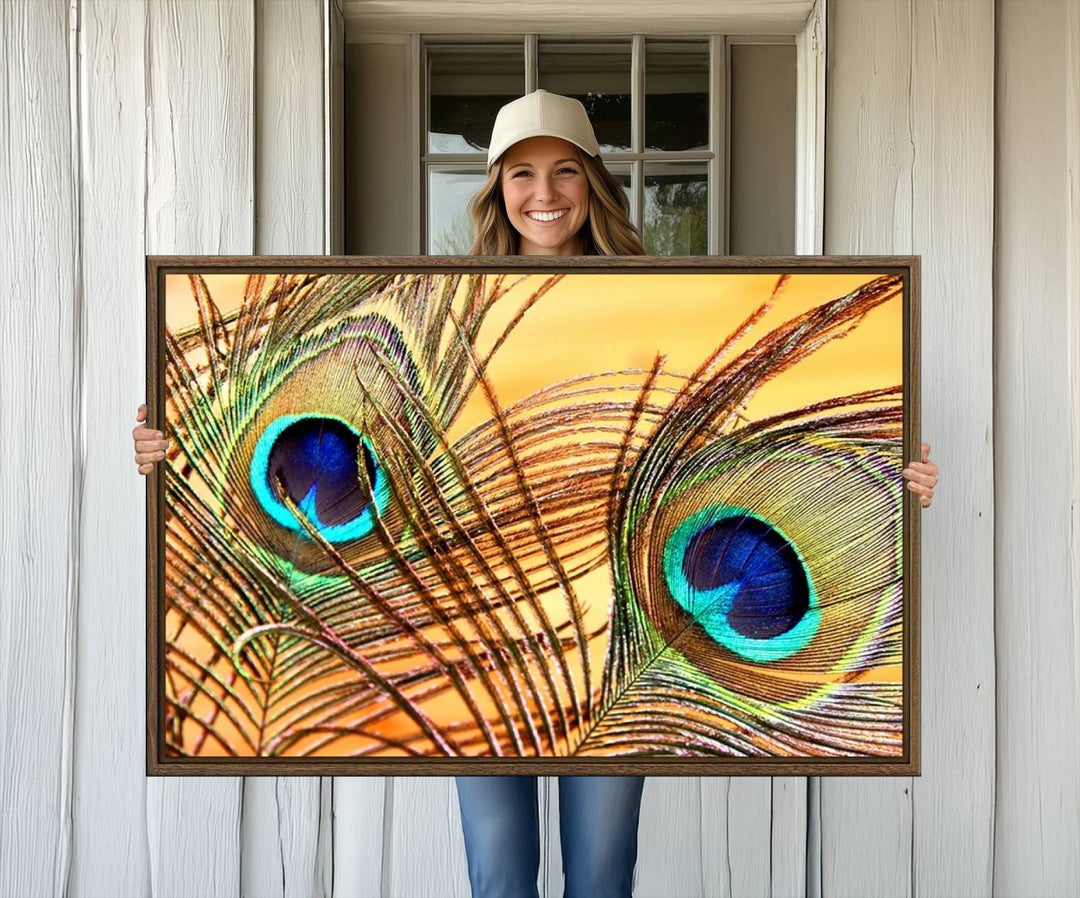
[499,136,590,255]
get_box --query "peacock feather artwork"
[149,259,918,773]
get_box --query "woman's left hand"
[903,442,938,508]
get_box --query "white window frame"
[397,0,825,256]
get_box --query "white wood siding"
[1,1,1078,897]
[245,4,333,898]
[0,2,78,897]
[994,1,1080,893]
[824,3,997,897]
[70,0,150,893]
[143,1,253,894]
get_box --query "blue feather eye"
[661,505,820,663]
[250,414,390,542]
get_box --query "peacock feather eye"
[662,505,820,662]
[249,414,388,543]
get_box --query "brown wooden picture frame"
[146,255,920,776]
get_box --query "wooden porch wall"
[1,1,1076,896]
[823,1,995,894]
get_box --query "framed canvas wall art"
[145,256,920,776]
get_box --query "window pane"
[428,167,486,254]
[538,40,631,153]
[643,163,707,255]
[428,43,524,154]
[645,40,709,152]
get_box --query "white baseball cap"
[486,90,601,169]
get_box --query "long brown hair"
[468,149,645,256]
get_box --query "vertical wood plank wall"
[824,2,997,897]
[908,4,996,894]
[0,1,1077,897]
[823,7,917,892]
[71,0,149,894]
[142,0,253,895]
[0,2,78,897]
[994,1,1080,893]
[244,4,332,898]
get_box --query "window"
[421,35,795,256]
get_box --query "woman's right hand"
[133,403,170,475]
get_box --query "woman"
[131,90,939,898]
[452,90,649,898]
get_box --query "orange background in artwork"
[167,271,902,434]
[450,273,902,434]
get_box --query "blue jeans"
[454,776,646,898]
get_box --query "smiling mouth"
[526,209,568,222]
